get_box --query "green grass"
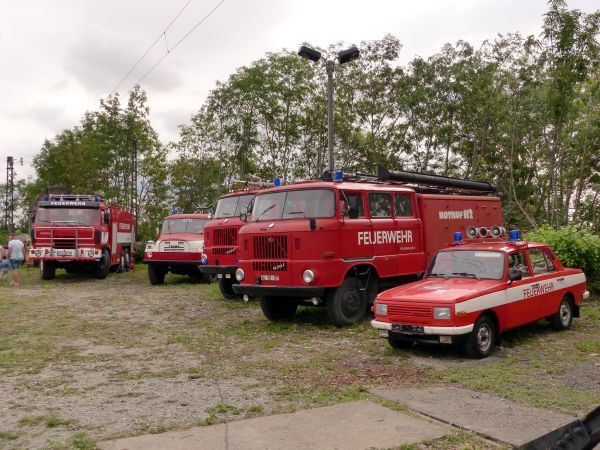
[0,431,19,440]
[18,414,75,428]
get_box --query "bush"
[525,225,600,292]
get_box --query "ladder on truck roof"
[47,194,101,202]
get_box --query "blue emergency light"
[172,208,178,215]
[274,178,281,187]
[333,170,343,182]
[453,231,463,242]
[509,230,520,241]
[43,195,49,201]
[93,195,100,202]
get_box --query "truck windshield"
[251,189,335,221]
[36,207,99,226]
[162,218,209,234]
[426,250,505,280]
[214,195,254,218]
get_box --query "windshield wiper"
[425,273,449,279]
[256,204,276,222]
[451,272,480,279]
[286,211,306,216]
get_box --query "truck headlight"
[235,268,245,282]
[434,307,451,320]
[375,303,388,315]
[303,269,315,284]
[201,254,208,265]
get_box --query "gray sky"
[0,0,597,180]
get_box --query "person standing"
[7,234,25,287]
[0,242,8,281]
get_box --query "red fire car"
[371,229,589,358]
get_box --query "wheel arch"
[563,291,578,317]
[478,309,500,334]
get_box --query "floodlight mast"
[298,44,360,174]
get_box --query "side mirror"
[309,218,317,231]
[508,268,523,282]
[104,213,111,225]
[239,212,248,222]
[348,208,359,219]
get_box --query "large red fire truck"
[143,213,210,284]
[199,187,264,299]
[29,194,135,279]
[232,166,504,326]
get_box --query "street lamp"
[298,44,360,174]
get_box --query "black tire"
[260,296,298,321]
[550,297,573,331]
[40,260,56,280]
[464,315,496,359]
[148,263,166,285]
[94,249,111,279]
[387,334,413,350]
[219,277,238,300]
[326,277,367,326]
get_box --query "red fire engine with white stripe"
[29,194,135,279]
[233,165,504,326]
[371,228,589,358]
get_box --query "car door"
[367,192,395,277]
[339,190,373,262]
[505,250,537,328]
[527,247,561,318]
[392,193,423,275]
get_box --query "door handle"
[557,277,564,282]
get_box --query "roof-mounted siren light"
[453,231,463,244]
[466,226,478,239]
[274,178,282,187]
[43,195,49,201]
[333,170,343,182]
[490,226,506,238]
[478,227,489,238]
[508,230,521,241]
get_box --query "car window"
[508,251,530,277]
[342,192,366,218]
[528,249,549,275]
[394,194,413,217]
[543,249,556,272]
[368,193,392,218]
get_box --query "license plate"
[53,249,74,257]
[392,324,424,334]
[260,274,279,281]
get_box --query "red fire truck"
[143,213,210,284]
[199,188,263,299]
[232,166,504,326]
[29,194,135,279]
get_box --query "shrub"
[525,225,600,292]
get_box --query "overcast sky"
[0,0,597,181]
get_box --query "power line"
[133,0,227,88]
[111,0,194,95]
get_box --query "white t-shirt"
[8,239,24,261]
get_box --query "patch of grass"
[0,430,19,440]
[18,414,75,428]
[574,339,600,353]
[69,431,98,450]
[371,397,408,412]
[419,429,508,449]
[246,404,264,415]
[112,368,179,381]
[274,384,370,408]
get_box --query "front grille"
[388,304,432,319]
[54,239,76,249]
[162,241,185,252]
[253,261,288,272]
[214,228,237,246]
[253,235,288,259]
[213,247,237,255]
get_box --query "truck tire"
[550,297,573,331]
[326,277,367,326]
[148,263,166,285]
[464,315,496,359]
[260,296,298,321]
[218,277,238,300]
[40,260,56,280]
[94,249,111,279]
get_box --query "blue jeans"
[8,259,22,270]
[0,260,8,270]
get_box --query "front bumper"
[371,319,474,336]
[144,260,202,268]
[232,284,325,298]
[198,265,237,275]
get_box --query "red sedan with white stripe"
[371,235,589,358]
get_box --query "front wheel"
[218,277,238,300]
[148,263,166,285]
[550,297,573,331]
[260,296,298,321]
[464,315,496,359]
[40,260,56,280]
[94,249,111,279]
[326,277,367,326]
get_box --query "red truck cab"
[371,231,589,358]
[144,213,210,284]
[233,167,503,326]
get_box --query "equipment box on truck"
[233,166,503,326]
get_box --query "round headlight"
[235,268,245,282]
[303,269,315,284]
[201,253,208,264]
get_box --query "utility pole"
[326,60,334,173]
[131,139,138,221]
[5,156,14,232]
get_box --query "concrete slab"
[372,386,575,446]
[100,400,449,450]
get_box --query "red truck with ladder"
[143,213,210,284]
[199,185,266,299]
[29,194,135,279]
[232,165,504,326]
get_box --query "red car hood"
[377,278,505,304]
[157,232,203,241]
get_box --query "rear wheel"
[218,277,238,299]
[550,297,573,330]
[94,249,111,279]
[148,263,166,285]
[326,277,367,326]
[40,260,56,280]
[464,315,496,359]
[260,296,298,321]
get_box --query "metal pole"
[326,60,334,173]
[131,139,138,220]
[5,156,14,233]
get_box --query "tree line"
[3,0,599,241]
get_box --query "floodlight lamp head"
[338,46,360,64]
[298,45,321,63]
